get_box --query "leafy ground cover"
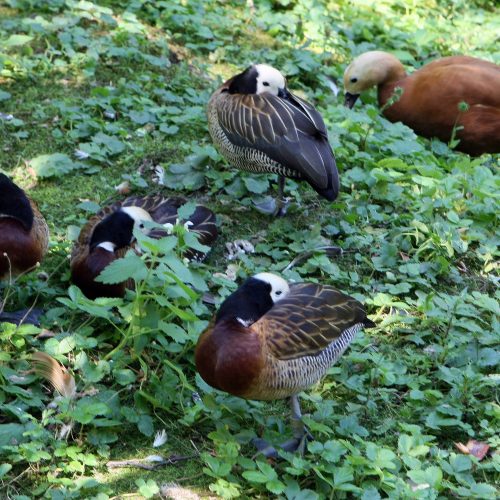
[0,0,499,498]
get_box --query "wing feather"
[253,283,370,360]
[216,91,338,198]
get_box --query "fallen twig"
[282,245,343,272]
[106,453,195,470]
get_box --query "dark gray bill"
[344,92,360,108]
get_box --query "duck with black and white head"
[207,64,339,216]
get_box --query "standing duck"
[207,64,339,215]
[195,272,374,456]
[71,196,217,299]
[343,51,500,156]
[0,173,49,280]
[0,173,49,325]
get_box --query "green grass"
[1,0,499,498]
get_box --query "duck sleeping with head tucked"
[195,272,374,457]
[71,195,217,299]
[343,51,500,156]
[208,64,340,216]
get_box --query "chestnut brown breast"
[0,206,48,280]
[70,247,129,299]
[195,319,265,398]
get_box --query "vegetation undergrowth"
[0,0,498,498]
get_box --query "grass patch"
[0,0,498,498]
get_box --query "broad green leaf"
[4,34,33,47]
[30,153,82,178]
[242,471,268,483]
[0,463,12,478]
[135,479,159,499]
[96,253,147,284]
[114,369,136,386]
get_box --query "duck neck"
[96,241,116,253]
[89,211,134,252]
[375,56,406,106]
[216,278,273,325]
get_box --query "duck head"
[216,272,290,325]
[343,51,405,108]
[89,206,153,253]
[0,173,34,231]
[73,206,154,299]
[228,64,289,98]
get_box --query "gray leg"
[252,175,290,216]
[252,395,310,458]
[275,176,290,217]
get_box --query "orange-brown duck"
[208,64,339,215]
[343,51,500,156]
[0,173,49,280]
[195,272,374,456]
[71,196,217,299]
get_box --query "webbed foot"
[253,197,277,215]
[252,430,312,458]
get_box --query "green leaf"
[333,466,354,486]
[243,176,269,194]
[30,153,82,178]
[114,369,136,386]
[470,483,497,497]
[0,463,12,478]
[4,34,34,47]
[183,231,211,254]
[158,322,188,343]
[408,466,442,489]
[322,440,346,463]
[137,414,154,436]
[361,487,381,500]
[96,253,148,284]
[266,479,286,494]
[135,479,159,499]
[71,400,110,424]
[177,201,197,221]
[242,471,268,483]
[449,454,472,473]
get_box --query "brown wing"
[216,91,338,199]
[132,196,218,255]
[30,199,49,258]
[254,283,370,360]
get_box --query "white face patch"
[97,241,116,252]
[120,206,153,234]
[236,317,253,327]
[253,272,290,303]
[254,64,286,96]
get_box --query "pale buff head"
[344,51,406,95]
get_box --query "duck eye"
[275,290,282,296]
[350,77,358,83]
[262,81,270,86]
[139,223,144,229]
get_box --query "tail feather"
[31,352,76,398]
